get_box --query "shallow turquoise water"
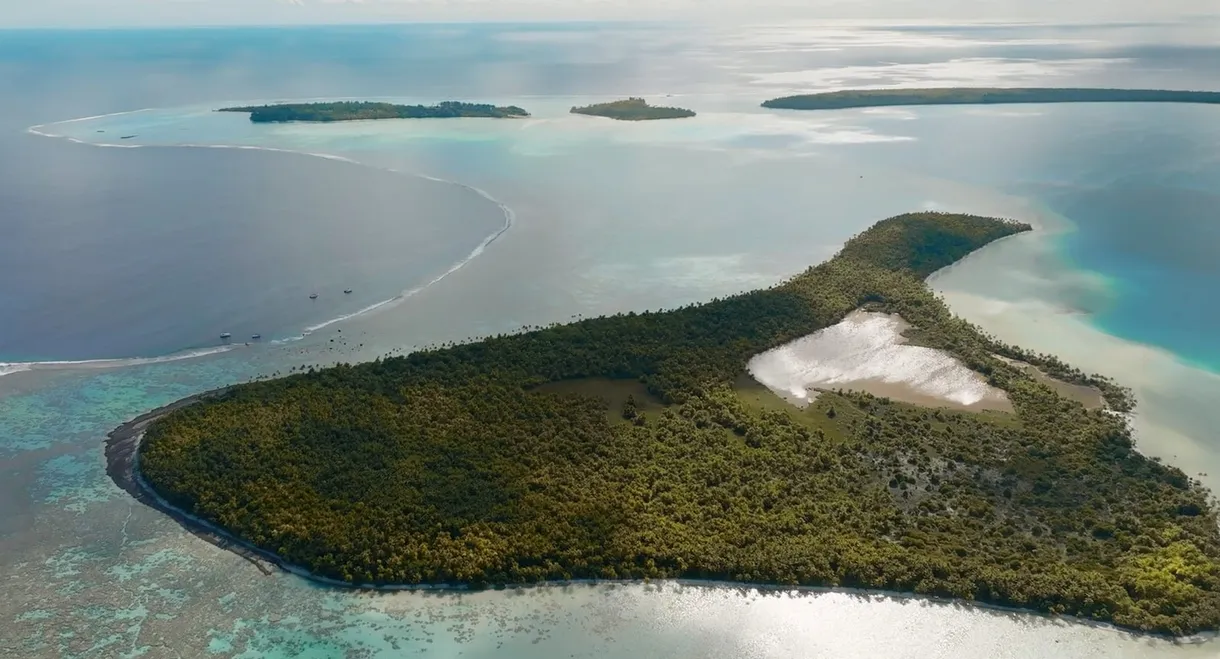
[4,20,1220,658]
[8,99,1219,658]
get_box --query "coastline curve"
[15,110,518,377]
[107,213,1220,639]
[103,394,1217,645]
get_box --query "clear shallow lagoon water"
[2,20,1220,657]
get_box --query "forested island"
[218,101,530,123]
[761,88,1220,111]
[128,213,1220,636]
[570,97,696,120]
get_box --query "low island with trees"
[118,212,1220,637]
[570,97,696,120]
[761,87,1220,111]
[218,101,531,123]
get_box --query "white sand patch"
[747,310,1011,411]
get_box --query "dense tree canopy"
[218,101,530,123]
[140,213,1220,636]
[762,88,1220,111]
[570,97,696,120]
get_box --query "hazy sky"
[1,0,1216,28]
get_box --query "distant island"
[762,87,1220,111]
[571,97,696,121]
[116,213,1220,637]
[218,101,531,123]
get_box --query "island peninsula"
[762,87,1220,111]
[117,213,1220,637]
[571,97,696,120]
[218,101,530,122]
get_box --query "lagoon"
[3,20,1220,658]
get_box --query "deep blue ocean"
[2,20,1219,658]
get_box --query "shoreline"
[105,365,1213,643]
[100,219,1217,640]
[761,87,1220,112]
[105,387,274,576]
[55,104,1211,638]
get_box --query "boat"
[251,334,261,340]
[344,289,353,294]
[309,293,318,300]
[220,332,232,339]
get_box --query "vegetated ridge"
[761,87,1220,111]
[218,101,530,123]
[570,97,696,120]
[138,213,1219,636]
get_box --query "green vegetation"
[762,88,1220,111]
[570,97,696,121]
[139,212,1220,636]
[218,101,530,123]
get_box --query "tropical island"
[119,213,1219,637]
[217,101,530,123]
[570,97,696,120]
[761,87,1220,111]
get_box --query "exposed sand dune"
[747,310,1012,412]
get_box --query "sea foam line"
[0,345,241,378]
[26,107,158,139]
[9,116,518,377]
